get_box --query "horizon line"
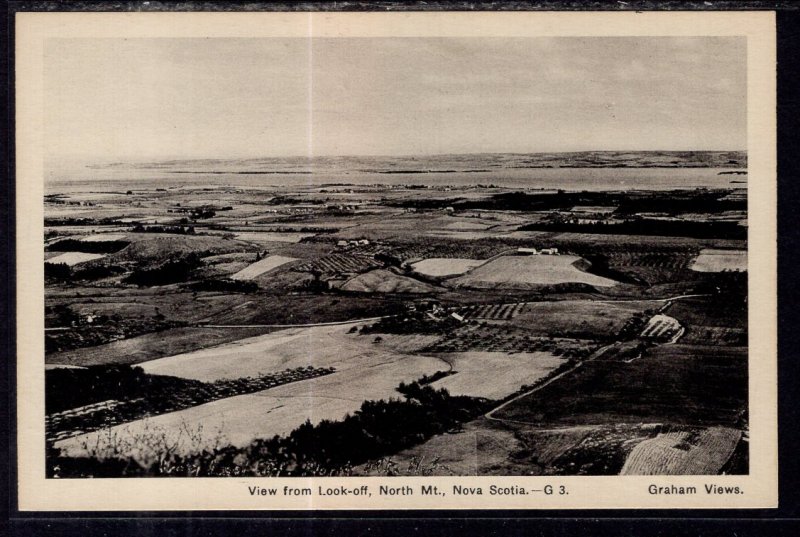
[49,148,748,165]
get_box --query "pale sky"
[44,37,747,161]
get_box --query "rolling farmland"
[55,322,449,457]
[230,255,298,280]
[451,254,618,288]
[43,155,750,478]
[411,258,485,277]
[620,427,742,475]
[342,269,440,294]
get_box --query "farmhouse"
[517,247,559,255]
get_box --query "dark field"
[495,344,747,427]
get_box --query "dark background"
[2,1,799,536]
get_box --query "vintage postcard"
[15,11,776,510]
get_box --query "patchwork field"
[44,177,751,477]
[55,323,447,456]
[690,248,747,272]
[450,255,617,288]
[411,258,485,277]
[230,255,298,280]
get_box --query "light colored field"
[452,255,617,288]
[570,205,617,214]
[620,427,741,475]
[640,314,683,342]
[230,255,298,281]
[234,232,315,244]
[80,233,128,242]
[342,269,439,294]
[55,323,447,456]
[444,221,490,231]
[431,352,564,399]
[46,252,106,266]
[411,258,485,277]
[45,225,131,235]
[61,192,126,201]
[372,333,444,354]
[690,249,747,272]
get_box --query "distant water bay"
[46,165,746,194]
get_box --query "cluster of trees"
[46,239,129,254]
[614,191,745,215]
[406,370,455,387]
[581,254,644,285]
[360,311,461,335]
[48,381,492,478]
[188,278,258,294]
[387,189,743,216]
[518,219,747,240]
[189,207,217,219]
[45,262,127,283]
[44,217,98,226]
[44,262,71,281]
[46,365,203,414]
[130,224,196,235]
[617,312,652,341]
[124,253,202,286]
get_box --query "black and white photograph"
[14,11,778,511]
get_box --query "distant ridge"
[85,151,747,174]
